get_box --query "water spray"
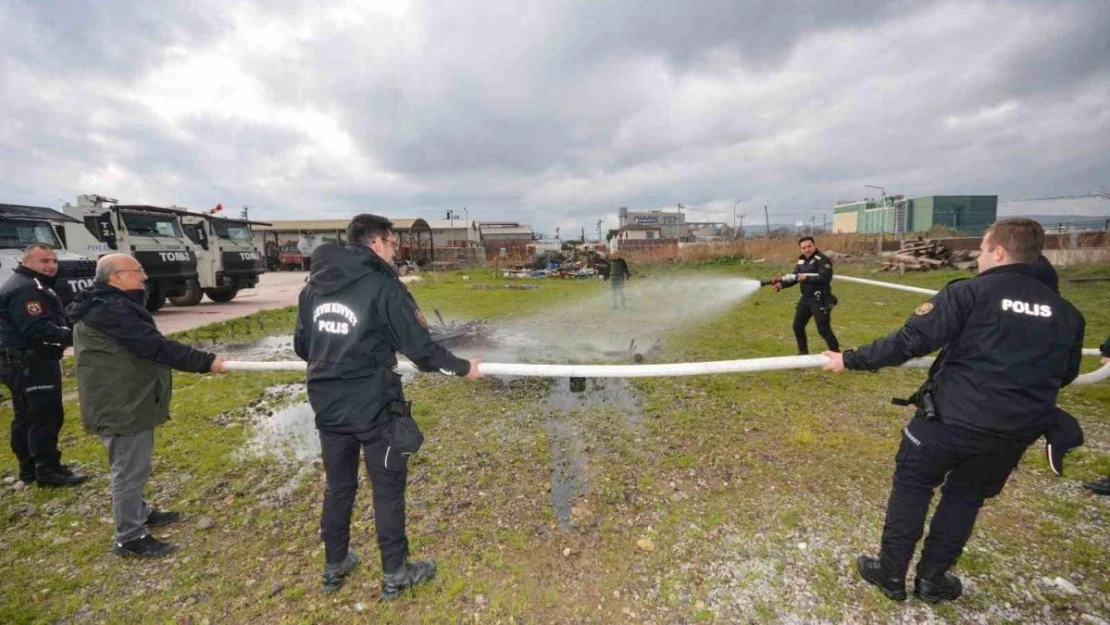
[222,275,1108,385]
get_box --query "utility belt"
[0,346,62,368]
[892,379,938,420]
[805,290,839,312]
[0,347,31,366]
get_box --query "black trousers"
[318,424,408,572]
[0,351,64,472]
[880,416,1029,577]
[792,299,839,354]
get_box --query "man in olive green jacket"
[69,254,228,558]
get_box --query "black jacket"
[1101,335,1110,358]
[782,251,834,301]
[608,258,631,283]
[0,266,72,356]
[67,284,216,373]
[294,244,470,432]
[844,263,1085,440]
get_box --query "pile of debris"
[428,308,493,348]
[881,239,978,272]
[501,262,599,279]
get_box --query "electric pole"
[764,205,770,236]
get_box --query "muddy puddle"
[222,335,298,362]
[544,377,646,530]
[546,376,645,428]
[235,385,320,463]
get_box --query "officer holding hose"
[769,236,840,354]
[822,218,1085,604]
[294,213,483,599]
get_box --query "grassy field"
[1,263,1108,624]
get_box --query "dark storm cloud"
[0,0,1107,236]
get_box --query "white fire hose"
[833,274,941,296]
[223,270,1108,385]
[223,354,1108,385]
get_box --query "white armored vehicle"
[60,194,198,312]
[172,212,268,305]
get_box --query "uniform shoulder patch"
[914,302,934,316]
[25,300,44,316]
[415,308,428,328]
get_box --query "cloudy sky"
[2,0,1107,237]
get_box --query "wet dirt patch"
[221,335,297,362]
[546,376,646,430]
[225,384,319,463]
[546,416,587,530]
[543,377,649,531]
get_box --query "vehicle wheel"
[145,283,166,312]
[204,287,239,303]
[168,278,202,307]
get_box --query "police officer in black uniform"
[0,244,87,486]
[294,214,483,598]
[822,218,1085,603]
[774,236,840,354]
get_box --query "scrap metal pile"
[427,308,494,349]
[501,262,599,279]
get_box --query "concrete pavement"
[154,271,308,335]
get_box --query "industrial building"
[424,219,481,249]
[253,218,433,269]
[614,225,663,241]
[833,195,997,236]
[618,207,688,239]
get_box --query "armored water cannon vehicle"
[60,194,198,312]
[172,206,269,305]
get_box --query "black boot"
[18,459,36,484]
[113,534,175,558]
[914,562,963,603]
[381,559,437,600]
[35,464,88,487]
[856,555,907,601]
[1083,476,1110,496]
[322,550,359,593]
